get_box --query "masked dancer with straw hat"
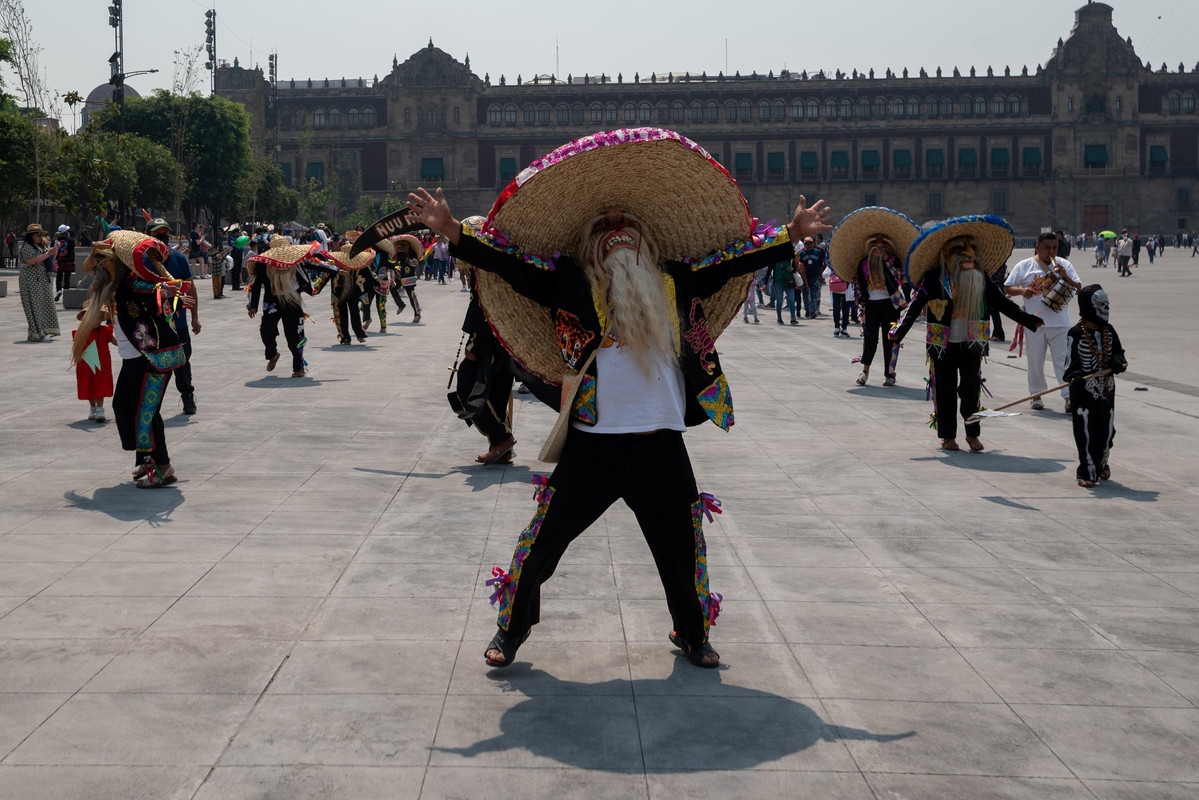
[891,216,1043,452]
[246,234,336,377]
[829,208,920,387]
[408,127,832,670]
[72,231,194,487]
[326,242,378,345]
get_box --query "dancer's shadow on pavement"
[848,385,926,401]
[913,453,1068,474]
[434,660,914,771]
[62,486,180,522]
[243,376,345,389]
[1083,480,1159,503]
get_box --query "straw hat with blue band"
[905,214,1015,287]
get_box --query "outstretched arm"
[408,187,460,245]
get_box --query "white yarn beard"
[947,254,985,319]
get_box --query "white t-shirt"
[572,342,687,434]
[112,319,141,359]
[1005,256,1080,328]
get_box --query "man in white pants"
[1005,232,1082,411]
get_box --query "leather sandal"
[855,373,868,386]
[940,439,961,451]
[135,464,177,489]
[669,630,720,669]
[266,353,280,372]
[484,627,530,668]
[479,435,516,465]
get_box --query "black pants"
[174,335,194,399]
[114,357,172,467]
[261,305,306,372]
[333,297,365,342]
[931,344,983,440]
[55,270,74,292]
[455,333,513,447]
[492,429,714,650]
[861,299,899,375]
[988,301,1006,341]
[230,249,242,291]
[1070,384,1115,482]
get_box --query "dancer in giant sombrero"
[409,128,832,669]
[246,234,336,377]
[890,216,1044,452]
[828,207,920,387]
[72,230,195,487]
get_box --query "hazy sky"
[8,0,1199,121]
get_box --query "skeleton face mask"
[1090,289,1110,322]
[1076,284,1110,325]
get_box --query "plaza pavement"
[0,248,1197,799]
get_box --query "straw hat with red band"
[828,207,921,283]
[326,243,375,271]
[905,214,1015,287]
[246,236,320,269]
[81,230,172,283]
[475,129,759,386]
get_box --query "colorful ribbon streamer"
[709,591,723,624]
[485,566,510,606]
[699,492,722,523]
[531,474,549,503]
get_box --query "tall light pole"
[204,9,217,96]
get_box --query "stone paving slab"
[0,252,1197,797]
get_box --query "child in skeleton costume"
[828,207,920,385]
[326,243,378,344]
[246,235,336,377]
[408,128,832,670]
[1063,285,1127,487]
[891,216,1043,452]
[72,231,194,487]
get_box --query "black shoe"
[182,395,197,415]
[412,313,421,324]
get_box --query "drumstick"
[966,370,1111,421]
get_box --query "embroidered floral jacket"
[115,274,188,373]
[451,223,795,431]
[891,267,1041,359]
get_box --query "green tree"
[235,154,298,224]
[0,109,36,220]
[301,177,332,226]
[121,134,184,212]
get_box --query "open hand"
[787,195,833,242]
[407,187,458,243]
[248,308,257,319]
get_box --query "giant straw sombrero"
[327,243,375,271]
[476,128,759,385]
[905,215,1015,286]
[81,230,171,283]
[390,234,424,258]
[246,235,320,270]
[828,207,921,283]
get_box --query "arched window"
[974,96,987,115]
[807,99,818,119]
[572,104,584,123]
[657,102,670,123]
[672,102,685,122]
[313,107,326,128]
[859,98,871,118]
[758,100,771,120]
[960,95,973,116]
[639,103,652,122]
[294,110,305,127]
[706,101,719,121]
[873,98,885,117]
[590,103,603,123]
[1168,92,1181,113]
[940,97,953,116]
[327,107,340,127]
[739,100,752,121]
[557,104,569,124]
[489,105,501,125]
[993,96,1006,115]
[792,100,804,120]
[892,98,904,117]
[840,99,852,118]
[690,101,703,122]
[1184,92,1196,112]
[538,104,550,124]
[623,102,637,123]
[772,99,785,120]
[522,105,535,124]
[363,107,375,126]
[1009,95,1022,115]
[725,101,738,122]
[925,96,937,117]
[347,107,359,126]
[605,103,618,123]
[907,97,919,117]
[826,99,838,119]
[280,110,292,129]
[426,109,437,125]
[504,104,517,125]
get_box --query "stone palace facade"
[216,2,1198,236]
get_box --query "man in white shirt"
[1005,232,1083,410]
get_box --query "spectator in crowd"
[188,223,208,279]
[18,223,60,341]
[54,227,76,300]
[4,229,16,267]
[796,235,826,318]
